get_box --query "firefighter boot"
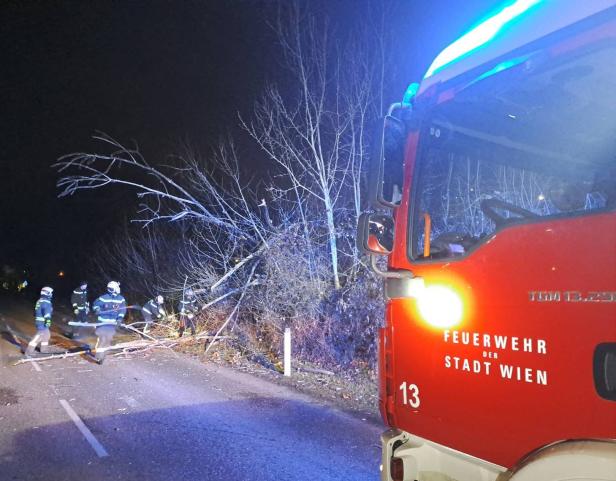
[95,350,106,365]
[24,342,36,357]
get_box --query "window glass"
[410,44,616,260]
[412,140,614,260]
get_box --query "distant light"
[58,271,65,277]
[537,194,545,201]
[424,0,543,79]
[416,285,464,328]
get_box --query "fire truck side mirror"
[357,212,394,255]
[374,114,405,208]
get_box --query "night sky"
[1,0,498,286]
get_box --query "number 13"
[399,381,421,408]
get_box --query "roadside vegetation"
[54,1,400,375]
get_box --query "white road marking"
[59,399,109,458]
[31,361,42,372]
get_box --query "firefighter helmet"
[107,281,121,295]
[41,286,53,297]
[156,295,164,304]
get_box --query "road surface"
[0,301,382,481]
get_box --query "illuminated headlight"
[417,285,463,328]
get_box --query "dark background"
[1,0,498,292]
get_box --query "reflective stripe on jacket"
[179,297,197,315]
[93,293,127,324]
[71,288,88,309]
[34,297,53,324]
[142,299,164,319]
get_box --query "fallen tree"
[13,339,160,365]
[12,331,232,366]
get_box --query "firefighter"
[71,280,89,339]
[178,288,197,337]
[92,280,126,364]
[141,295,166,333]
[25,286,54,356]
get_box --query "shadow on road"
[0,330,21,350]
[0,398,380,481]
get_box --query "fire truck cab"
[358,1,616,480]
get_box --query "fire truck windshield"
[410,43,616,261]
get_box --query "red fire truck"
[358,1,616,480]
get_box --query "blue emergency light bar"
[424,0,543,79]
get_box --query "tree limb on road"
[205,261,259,355]
[12,339,159,365]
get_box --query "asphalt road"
[0,301,382,481]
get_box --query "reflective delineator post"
[284,327,291,377]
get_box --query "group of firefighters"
[25,280,199,364]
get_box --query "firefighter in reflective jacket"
[71,281,89,321]
[92,281,126,364]
[25,286,54,356]
[141,295,165,333]
[178,288,197,337]
[71,281,89,339]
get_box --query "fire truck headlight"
[417,285,463,328]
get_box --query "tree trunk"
[324,198,341,289]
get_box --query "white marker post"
[284,327,291,377]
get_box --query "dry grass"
[169,332,380,421]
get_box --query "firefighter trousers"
[94,325,117,364]
[141,312,153,333]
[26,324,51,355]
[73,309,88,339]
[178,314,196,337]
